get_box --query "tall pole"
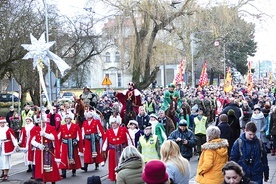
[224,43,226,81]
[191,34,194,87]
[43,0,52,105]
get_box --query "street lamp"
[190,30,213,87]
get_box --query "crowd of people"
[1,81,276,184]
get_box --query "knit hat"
[191,104,198,112]
[178,119,187,126]
[25,117,33,121]
[227,109,235,116]
[254,105,261,111]
[142,160,168,184]
[64,113,74,120]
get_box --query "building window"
[118,73,122,87]
[115,52,120,62]
[105,52,110,62]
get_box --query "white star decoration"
[21,33,70,76]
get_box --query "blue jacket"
[168,128,197,159]
[230,133,269,182]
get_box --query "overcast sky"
[47,0,276,64]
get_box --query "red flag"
[198,60,208,87]
[174,58,185,84]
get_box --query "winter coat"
[269,112,276,136]
[251,112,267,143]
[218,122,232,157]
[115,156,144,184]
[227,115,241,146]
[168,128,197,160]
[136,113,150,131]
[230,133,269,183]
[195,138,229,184]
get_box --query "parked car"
[0,93,19,102]
[61,92,75,101]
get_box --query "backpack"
[237,137,263,158]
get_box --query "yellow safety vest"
[194,116,207,135]
[139,135,159,162]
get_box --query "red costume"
[102,125,132,181]
[58,122,83,170]
[46,113,62,131]
[30,124,61,183]
[82,118,105,166]
[116,88,142,118]
[19,122,35,165]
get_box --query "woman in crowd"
[269,106,276,156]
[195,125,229,184]
[9,112,21,141]
[127,120,144,147]
[142,160,170,184]
[160,140,190,184]
[115,145,144,184]
[222,161,258,184]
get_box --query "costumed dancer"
[58,113,83,178]
[0,117,19,181]
[81,111,105,172]
[102,116,133,181]
[29,114,61,183]
[18,117,35,173]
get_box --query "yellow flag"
[224,67,232,93]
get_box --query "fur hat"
[149,114,158,120]
[25,117,33,121]
[142,160,168,184]
[128,120,138,127]
[64,113,74,120]
[0,117,6,123]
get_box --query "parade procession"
[1,0,276,184]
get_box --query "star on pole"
[21,33,70,75]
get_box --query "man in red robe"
[115,82,142,119]
[29,114,61,184]
[58,113,83,178]
[81,111,105,172]
[102,116,133,181]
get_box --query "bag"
[87,175,101,184]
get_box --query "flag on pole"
[173,58,185,85]
[246,61,254,93]
[198,60,208,87]
[269,71,273,84]
[224,67,232,93]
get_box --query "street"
[8,152,199,184]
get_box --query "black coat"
[218,121,232,156]
[221,103,242,119]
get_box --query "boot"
[72,169,76,177]
[26,164,32,173]
[81,163,88,172]
[61,169,66,178]
[31,165,35,179]
[272,149,276,156]
[0,171,4,179]
[95,163,99,170]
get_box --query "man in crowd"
[58,114,83,178]
[158,109,175,137]
[81,111,105,172]
[102,116,132,181]
[161,83,180,112]
[80,86,98,108]
[168,119,196,161]
[115,82,142,119]
[136,106,150,132]
[6,106,15,127]
[194,108,207,157]
[230,122,269,183]
[29,114,61,183]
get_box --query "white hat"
[25,117,33,121]
[86,111,95,118]
[109,116,121,124]
[64,113,74,120]
[128,120,138,127]
[0,117,6,123]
